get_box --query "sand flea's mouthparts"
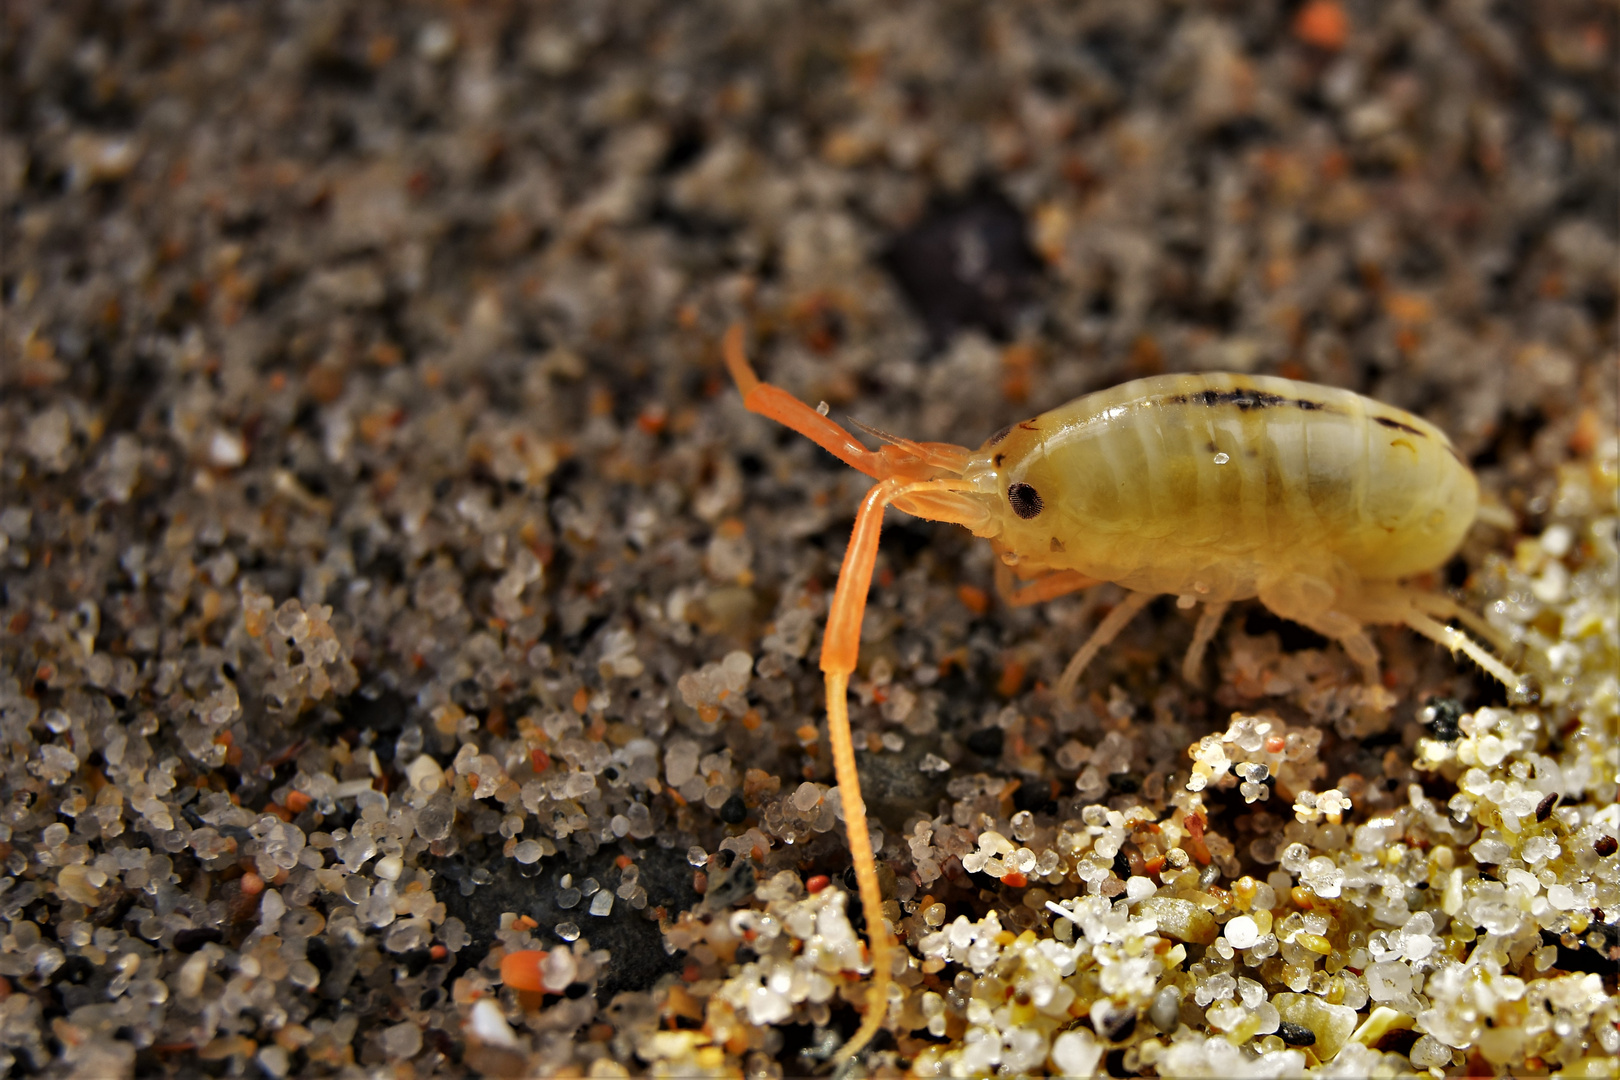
[722,324,1523,1062]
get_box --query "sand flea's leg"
[1054,590,1155,700]
[1401,609,1523,691]
[1408,591,1518,659]
[820,477,910,1064]
[1335,582,1522,691]
[1181,601,1231,686]
[994,564,1100,609]
[1258,575,1383,684]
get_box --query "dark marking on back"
[1049,537,1065,553]
[1199,388,1285,410]
[993,453,1006,467]
[1374,415,1424,436]
[1164,389,1334,413]
[1017,421,1039,431]
[987,425,1013,446]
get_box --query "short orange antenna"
[723,323,958,481]
[721,323,761,396]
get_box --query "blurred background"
[1,2,1616,1077]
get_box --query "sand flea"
[722,324,1521,1061]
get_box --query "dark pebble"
[883,186,1042,346]
[965,727,1004,757]
[398,947,434,977]
[51,955,95,986]
[1096,1003,1137,1042]
[1278,1021,1316,1046]
[1422,697,1464,742]
[173,926,224,953]
[1374,1027,1422,1055]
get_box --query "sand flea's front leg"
[821,478,906,1064]
[994,563,1099,609]
[1054,590,1156,701]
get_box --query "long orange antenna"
[821,478,908,1063]
[723,323,997,1062]
[816,474,984,1062]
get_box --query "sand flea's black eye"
[1008,482,1043,519]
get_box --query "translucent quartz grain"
[541,949,577,991]
[381,1022,422,1060]
[1225,914,1260,949]
[1149,986,1182,1033]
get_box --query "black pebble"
[1112,851,1132,880]
[1278,1021,1316,1046]
[52,954,95,985]
[883,186,1042,347]
[965,727,1004,757]
[1107,771,1141,795]
[1097,1007,1136,1043]
[1374,1027,1422,1055]
[719,793,748,824]
[1423,697,1464,742]
[1012,783,1058,817]
[304,936,333,973]
[173,926,224,953]
[398,947,433,977]
[1541,924,1620,976]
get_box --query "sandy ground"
[1,2,1617,1077]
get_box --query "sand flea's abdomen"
[991,373,1478,597]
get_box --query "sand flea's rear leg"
[994,563,1100,608]
[1395,592,1523,691]
[1182,601,1231,686]
[1339,583,1523,691]
[1401,610,1522,689]
[1054,590,1156,700]
[1407,591,1519,660]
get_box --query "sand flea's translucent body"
[722,326,1520,1062]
